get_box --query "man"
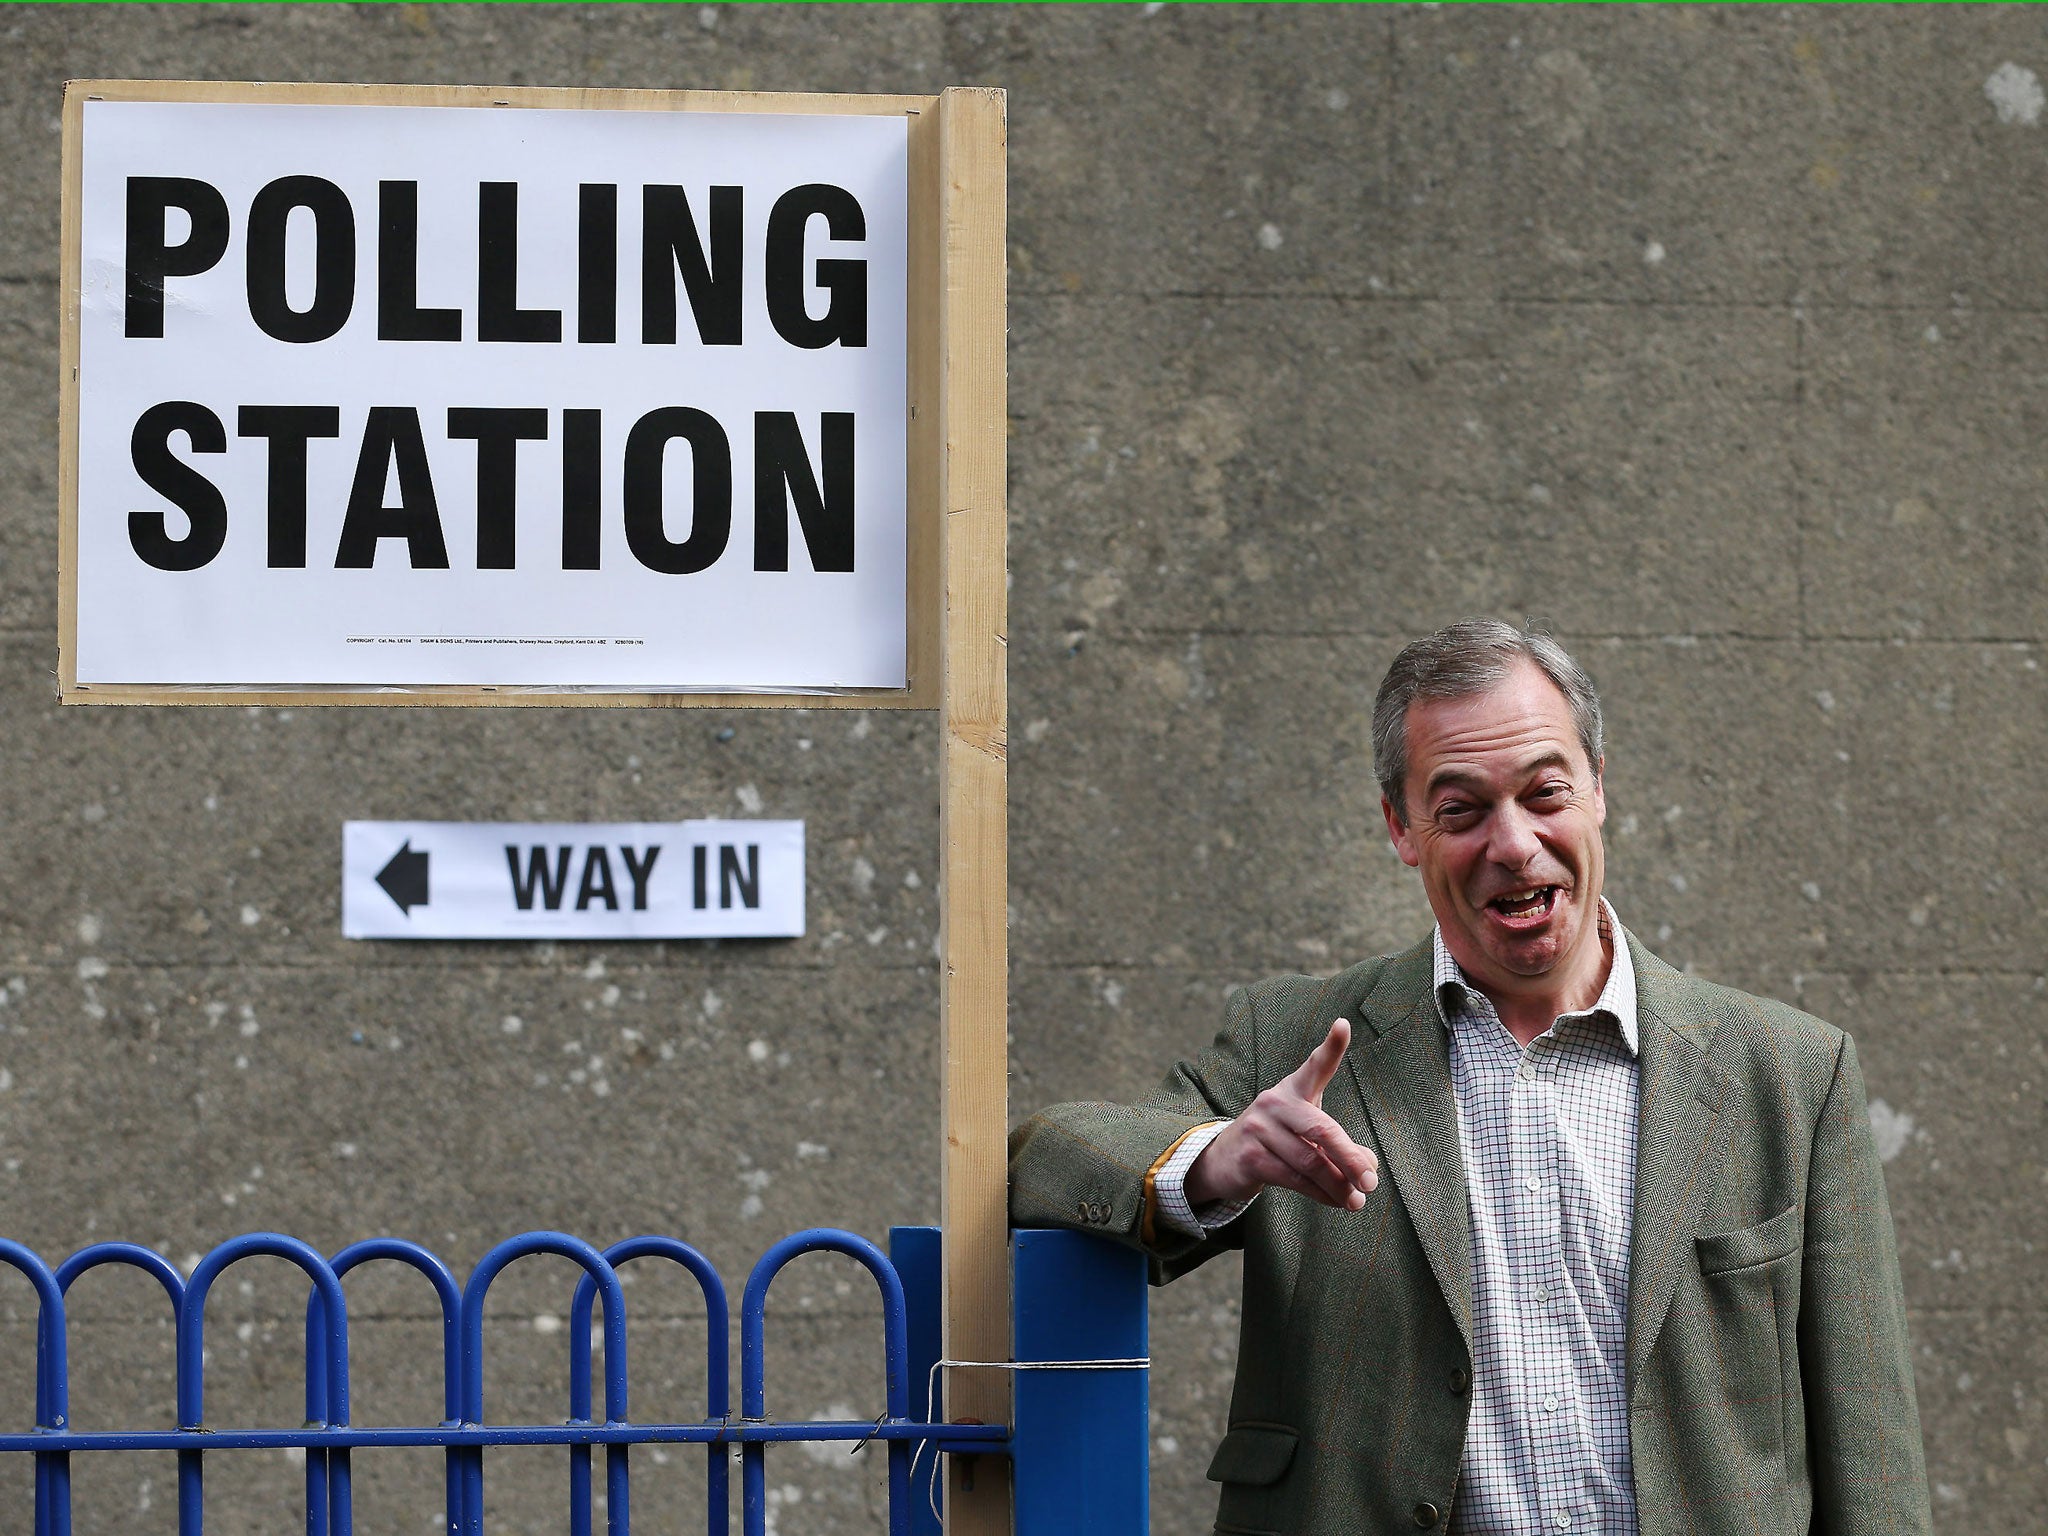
[1009,620,1931,1536]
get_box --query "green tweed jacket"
[1008,931,1933,1536]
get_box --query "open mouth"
[1487,885,1561,925]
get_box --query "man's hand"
[1184,1018,1380,1210]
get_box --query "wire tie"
[851,1410,888,1455]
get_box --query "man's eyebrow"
[1422,766,1484,799]
[1516,749,1574,777]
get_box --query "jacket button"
[1413,1503,1440,1528]
[1448,1365,1470,1393]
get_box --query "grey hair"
[1372,619,1605,823]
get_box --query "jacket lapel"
[1624,935,1732,1396]
[1337,941,1473,1352]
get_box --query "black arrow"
[375,841,429,915]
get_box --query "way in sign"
[343,820,803,941]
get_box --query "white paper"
[343,820,804,939]
[76,100,908,690]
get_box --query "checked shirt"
[1436,903,1639,1536]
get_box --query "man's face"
[1382,660,1607,998]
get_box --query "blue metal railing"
[0,1226,1149,1535]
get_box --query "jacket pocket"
[1205,1422,1298,1486]
[1208,1423,1297,1536]
[1695,1203,1802,1274]
[1693,1205,1802,1477]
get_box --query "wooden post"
[936,85,1010,1535]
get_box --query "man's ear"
[1592,755,1606,825]
[1382,795,1422,868]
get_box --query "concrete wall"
[1,6,2042,1532]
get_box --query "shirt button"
[1555,1516,1571,1531]
[1543,1394,1559,1412]
[1524,1176,1541,1195]
[1413,1503,1441,1528]
[1533,1284,1549,1303]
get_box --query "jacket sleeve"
[1008,982,1274,1279]
[1799,1033,1934,1536]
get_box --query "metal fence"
[0,1226,1146,1536]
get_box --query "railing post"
[888,1227,944,1536]
[1010,1230,1148,1536]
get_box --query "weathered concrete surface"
[2,6,2044,1532]
[1013,297,1804,638]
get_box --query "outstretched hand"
[1184,1018,1380,1211]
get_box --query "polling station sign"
[62,84,917,698]
[342,819,804,940]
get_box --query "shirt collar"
[1432,897,1639,1055]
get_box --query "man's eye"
[1437,804,1475,824]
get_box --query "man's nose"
[1487,803,1543,870]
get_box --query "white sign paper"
[74,100,908,690]
[342,820,804,939]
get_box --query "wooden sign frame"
[58,78,956,711]
[59,80,1010,1534]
